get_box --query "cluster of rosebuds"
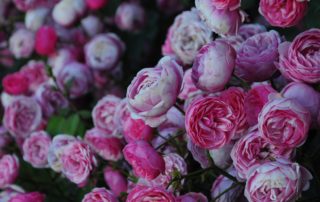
[0,0,319,202]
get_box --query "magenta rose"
[22,131,51,168]
[210,0,240,11]
[123,140,165,180]
[245,159,312,202]
[20,60,48,93]
[0,154,19,189]
[2,73,29,96]
[238,23,267,40]
[126,185,175,202]
[177,192,208,202]
[123,117,153,143]
[115,2,145,32]
[276,29,320,83]
[9,192,45,202]
[126,56,183,127]
[258,98,311,148]
[192,40,236,93]
[186,96,237,149]
[104,167,128,197]
[82,188,117,202]
[35,26,57,56]
[259,0,308,27]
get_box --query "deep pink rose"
[185,96,237,149]
[259,0,308,27]
[123,140,165,180]
[258,98,311,148]
[9,192,45,202]
[20,60,48,93]
[104,167,128,196]
[35,26,57,56]
[238,23,267,40]
[177,192,208,202]
[245,159,312,202]
[82,188,117,202]
[115,2,145,32]
[0,155,19,189]
[276,29,320,83]
[123,117,153,143]
[178,69,201,100]
[86,0,108,10]
[2,73,29,95]
[126,185,175,202]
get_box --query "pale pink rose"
[123,140,165,180]
[177,192,208,202]
[126,185,175,202]
[123,117,153,143]
[231,130,294,179]
[3,96,42,139]
[9,29,34,59]
[244,83,277,126]
[103,167,128,196]
[82,188,117,202]
[215,35,244,51]
[52,0,86,26]
[84,128,123,161]
[126,56,183,127]
[0,155,19,189]
[25,7,49,31]
[22,131,51,168]
[178,69,201,100]
[276,29,320,83]
[238,23,267,40]
[20,60,48,93]
[258,98,311,148]
[113,98,131,134]
[92,95,121,136]
[192,40,236,93]
[209,143,233,169]
[48,48,78,77]
[9,192,45,202]
[61,140,97,185]
[259,0,308,27]
[245,159,312,202]
[185,96,237,149]
[187,138,210,168]
[115,2,145,32]
[210,0,240,11]
[81,15,103,37]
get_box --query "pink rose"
[3,96,42,138]
[192,41,236,93]
[9,192,45,202]
[123,117,153,143]
[126,185,175,202]
[9,29,34,59]
[177,192,208,202]
[258,98,311,148]
[0,155,19,189]
[238,23,267,40]
[115,2,145,32]
[186,96,237,149]
[86,0,108,10]
[92,95,121,136]
[53,0,86,26]
[259,0,308,27]
[244,83,277,126]
[276,29,320,83]
[20,60,48,93]
[82,188,117,202]
[245,159,312,202]
[22,131,51,168]
[123,140,165,180]
[178,69,201,100]
[2,73,29,95]
[103,167,128,196]
[81,15,103,37]
[126,56,183,127]
[215,35,244,51]
[61,140,97,185]
[113,98,131,134]
[25,7,49,31]
[35,26,57,56]
[84,128,123,161]
[210,0,240,11]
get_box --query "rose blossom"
[245,159,312,202]
[209,143,233,169]
[192,40,236,93]
[85,0,108,10]
[235,30,281,82]
[82,188,117,202]
[103,167,128,196]
[52,0,86,26]
[238,23,267,40]
[20,60,48,93]
[258,98,311,148]
[13,0,55,11]
[123,117,153,143]
[3,96,42,138]
[215,35,244,51]
[186,96,237,149]
[84,128,123,161]
[126,56,183,127]
[177,192,208,202]
[276,28,320,83]
[35,26,57,56]
[126,185,175,202]
[259,0,308,27]
[115,2,145,32]
[113,98,130,134]
[81,15,103,37]
[2,73,29,95]
[9,29,34,59]
[22,131,51,168]
[9,192,45,202]
[0,155,19,189]
[25,7,49,31]
[84,33,125,71]
[48,48,77,77]
[61,140,97,185]
[123,140,165,180]
[178,69,201,100]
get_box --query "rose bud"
[123,117,153,143]
[9,192,45,202]
[258,98,311,148]
[238,23,267,40]
[123,140,165,180]
[84,33,125,71]
[82,188,117,202]
[244,82,277,126]
[81,15,103,37]
[192,40,236,93]
[22,131,51,168]
[177,192,208,202]
[20,60,48,93]
[9,29,35,59]
[57,61,93,98]
[276,28,320,83]
[84,128,123,161]
[245,159,312,202]
[187,138,210,168]
[0,155,19,189]
[103,167,128,197]
[25,7,49,31]
[115,2,145,32]
[186,96,237,149]
[209,143,233,169]
[35,26,57,56]
[85,0,108,10]
[162,8,212,65]
[178,69,201,100]
[126,56,183,127]
[61,140,97,185]
[2,73,29,96]
[259,0,308,27]
[52,0,86,26]
[231,130,294,179]
[92,95,121,136]
[235,30,281,82]
[127,185,175,202]
[195,0,242,36]
[3,96,42,139]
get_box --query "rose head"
[238,23,267,40]
[103,167,128,197]
[82,188,117,202]
[35,26,57,56]
[2,73,29,95]
[25,7,49,31]
[115,2,145,32]
[86,0,108,10]
[9,29,35,59]
[53,0,86,26]
[0,155,19,189]
[123,117,153,143]
[126,185,175,202]
[178,69,201,100]
[20,60,48,93]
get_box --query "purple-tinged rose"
[25,7,49,32]
[104,167,128,197]
[20,60,48,93]
[9,192,45,202]
[115,2,145,32]
[127,185,175,202]
[81,15,103,37]
[9,29,34,59]
[238,23,267,40]
[82,188,117,202]
[0,155,19,189]
[209,143,233,169]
